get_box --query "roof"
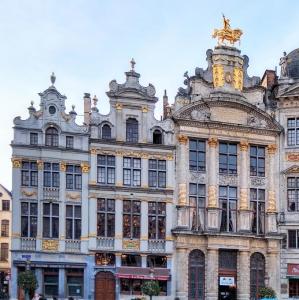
[0,184,11,197]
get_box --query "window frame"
[0,243,8,262]
[219,142,237,175]
[97,155,115,185]
[123,157,141,187]
[287,118,299,146]
[250,188,265,235]
[66,205,81,240]
[97,198,115,238]
[21,161,38,187]
[30,132,38,145]
[250,145,265,177]
[1,220,9,237]
[287,177,299,211]
[189,183,206,231]
[2,200,10,211]
[148,159,166,188]
[148,202,166,240]
[189,139,206,172]
[123,200,141,239]
[102,124,112,139]
[43,202,59,238]
[66,165,82,190]
[126,118,139,143]
[43,163,60,188]
[66,136,74,149]
[21,202,37,238]
[45,127,59,147]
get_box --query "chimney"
[261,70,277,89]
[83,93,91,125]
[163,89,169,120]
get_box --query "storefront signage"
[122,239,140,250]
[288,264,299,276]
[219,276,235,286]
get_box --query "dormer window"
[102,124,111,139]
[45,127,58,147]
[126,118,138,143]
[153,129,162,144]
[66,136,74,149]
[30,132,38,145]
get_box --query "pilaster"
[88,197,97,249]
[206,248,218,300]
[114,199,123,250]
[81,163,89,252]
[140,200,148,251]
[141,157,148,188]
[175,248,188,299]
[58,268,65,298]
[115,104,123,141]
[237,250,250,300]
[59,162,66,252]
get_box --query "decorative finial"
[72,105,75,110]
[93,95,98,106]
[212,15,243,46]
[130,58,136,71]
[30,101,34,106]
[164,89,167,97]
[50,72,56,86]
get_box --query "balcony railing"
[43,187,59,201]
[97,237,114,250]
[65,240,81,252]
[148,239,166,252]
[21,237,36,251]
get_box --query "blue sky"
[1,0,299,189]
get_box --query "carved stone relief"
[250,177,266,187]
[190,172,206,184]
[218,175,238,186]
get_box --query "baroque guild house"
[10,18,299,300]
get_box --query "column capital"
[60,161,66,172]
[178,134,188,144]
[208,137,218,148]
[90,148,97,155]
[240,140,249,151]
[267,144,277,155]
[116,103,123,110]
[81,162,90,173]
[11,157,22,168]
[37,160,43,170]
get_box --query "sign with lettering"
[219,276,235,286]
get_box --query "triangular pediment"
[173,98,282,132]
[279,83,299,98]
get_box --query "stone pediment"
[278,83,299,98]
[173,98,282,132]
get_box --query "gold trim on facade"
[212,64,224,88]
[267,190,277,212]
[208,137,218,148]
[233,67,243,91]
[239,188,248,210]
[207,185,217,208]
[239,140,249,151]
[11,158,21,168]
[178,135,188,144]
[60,161,66,172]
[42,239,59,251]
[81,162,90,173]
[37,160,43,170]
[115,103,123,110]
[142,106,148,113]
[21,190,37,197]
[267,144,277,155]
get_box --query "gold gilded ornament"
[212,64,224,88]
[233,67,243,91]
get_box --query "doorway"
[95,271,115,300]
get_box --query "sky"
[1,0,299,190]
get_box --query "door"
[95,271,115,300]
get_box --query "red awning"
[116,267,170,281]
[288,264,299,276]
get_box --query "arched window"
[250,252,265,300]
[1,220,9,237]
[189,249,205,300]
[153,129,162,144]
[45,127,59,147]
[102,124,111,139]
[126,118,138,143]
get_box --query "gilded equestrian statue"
[212,15,243,45]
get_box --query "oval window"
[49,105,56,115]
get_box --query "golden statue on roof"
[212,14,243,46]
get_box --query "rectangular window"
[287,118,299,146]
[0,243,8,261]
[66,165,82,190]
[123,200,141,239]
[289,279,299,297]
[189,139,206,171]
[219,142,237,174]
[121,254,141,266]
[66,205,81,240]
[30,132,38,145]
[288,230,299,248]
[21,161,38,187]
[287,177,299,211]
[189,183,205,231]
[250,189,265,235]
[148,159,166,188]
[43,203,59,238]
[43,163,60,187]
[148,202,166,239]
[21,202,37,237]
[97,155,115,185]
[2,200,10,211]
[250,146,265,177]
[1,220,9,237]
[120,279,167,296]
[66,136,74,149]
[66,269,83,297]
[97,198,115,237]
[219,186,237,232]
[123,157,141,186]
[44,268,59,297]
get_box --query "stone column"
[114,199,123,250]
[267,250,280,297]
[88,197,97,249]
[141,106,148,143]
[140,200,148,251]
[59,162,66,252]
[237,250,250,300]
[165,202,173,252]
[177,135,188,228]
[266,144,278,233]
[206,248,218,300]
[115,103,123,141]
[239,141,251,232]
[36,160,43,251]
[207,138,218,230]
[141,157,148,188]
[35,269,43,294]
[175,248,188,299]
[11,158,22,251]
[166,155,174,189]
[90,148,97,184]
[115,153,123,187]
[58,268,65,298]
[81,162,90,253]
